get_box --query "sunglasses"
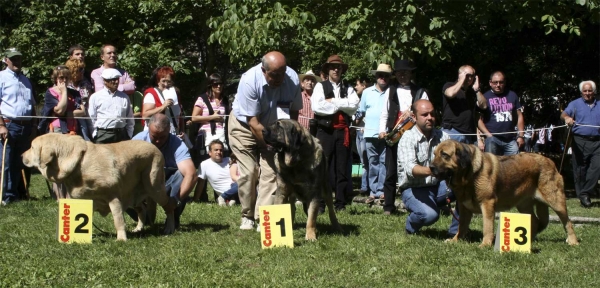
[329,64,343,71]
[375,73,390,79]
[211,83,223,87]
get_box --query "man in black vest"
[378,59,429,215]
[311,55,360,211]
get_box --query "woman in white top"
[190,73,229,153]
[142,66,183,135]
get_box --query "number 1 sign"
[259,204,294,249]
[57,199,93,244]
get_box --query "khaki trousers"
[227,112,277,220]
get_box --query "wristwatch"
[474,88,481,93]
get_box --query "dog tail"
[535,201,549,234]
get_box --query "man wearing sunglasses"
[0,48,37,205]
[477,71,525,156]
[442,65,488,144]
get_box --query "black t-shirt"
[441,82,476,134]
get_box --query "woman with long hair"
[191,73,229,155]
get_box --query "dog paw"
[478,242,493,248]
[444,238,457,243]
[305,232,317,241]
[132,227,142,233]
[566,238,580,246]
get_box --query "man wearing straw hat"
[356,63,392,204]
[298,70,321,133]
[0,48,37,205]
[311,54,359,211]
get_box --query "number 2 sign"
[259,204,294,249]
[57,199,93,244]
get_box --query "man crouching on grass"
[132,113,197,228]
[397,100,459,236]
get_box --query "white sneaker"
[217,196,226,206]
[228,199,237,206]
[239,217,255,230]
[295,200,303,206]
[256,224,261,233]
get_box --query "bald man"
[228,51,302,230]
[397,100,459,236]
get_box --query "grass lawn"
[1,173,599,287]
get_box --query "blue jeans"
[355,129,368,192]
[1,122,32,202]
[220,182,239,201]
[485,136,519,156]
[442,128,475,144]
[401,180,459,236]
[365,137,386,197]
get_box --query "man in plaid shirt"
[397,99,459,236]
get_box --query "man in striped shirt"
[397,99,458,236]
[297,70,320,134]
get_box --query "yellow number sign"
[259,204,294,249]
[57,199,93,244]
[494,212,531,253]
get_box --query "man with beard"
[311,55,359,211]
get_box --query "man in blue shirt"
[132,113,197,227]
[561,80,600,208]
[0,48,37,205]
[356,64,392,203]
[478,71,525,156]
[228,51,302,230]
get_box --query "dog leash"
[445,177,460,222]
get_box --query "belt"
[575,135,600,141]
[97,127,125,132]
[3,119,31,125]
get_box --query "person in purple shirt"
[132,113,197,227]
[90,44,136,95]
[561,80,600,208]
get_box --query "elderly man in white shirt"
[88,68,134,144]
[227,51,302,230]
[311,54,360,211]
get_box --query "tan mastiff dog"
[22,133,177,241]
[430,139,578,247]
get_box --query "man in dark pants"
[311,55,359,211]
[561,80,600,208]
[379,59,428,215]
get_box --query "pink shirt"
[194,96,226,134]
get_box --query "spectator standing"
[68,44,91,82]
[398,100,459,235]
[357,64,392,203]
[0,48,37,205]
[132,113,197,228]
[228,51,302,230]
[477,71,525,156]
[441,65,488,143]
[193,140,239,206]
[88,68,134,144]
[354,77,371,195]
[191,73,229,154]
[90,44,135,94]
[561,80,600,208]
[298,70,320,132]
[379,59,429,215]
[65,58,93,107]
[312,54,360,211]
[142,66,184,135]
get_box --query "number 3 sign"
[57,199,93,244]
[259,204,294,249]
[494,212,531,253]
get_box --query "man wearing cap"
[441,65,487,143]
[90,44,135,94]
[378,59,429,215]
[228,51,302,230]
[311,54,360,211]
[0,48,37,205]
[298,70,320,133]
[88,68,135,144]
[356,64,392,203]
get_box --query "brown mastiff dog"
[22,133,177,241]
[263,119,343,240]
[430,139,578,247]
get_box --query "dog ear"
[456,143,472,169]
[55,136,87,180]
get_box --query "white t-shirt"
[143,87,181,134]
[198,157,232,194]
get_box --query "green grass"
[1,173,599,287]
